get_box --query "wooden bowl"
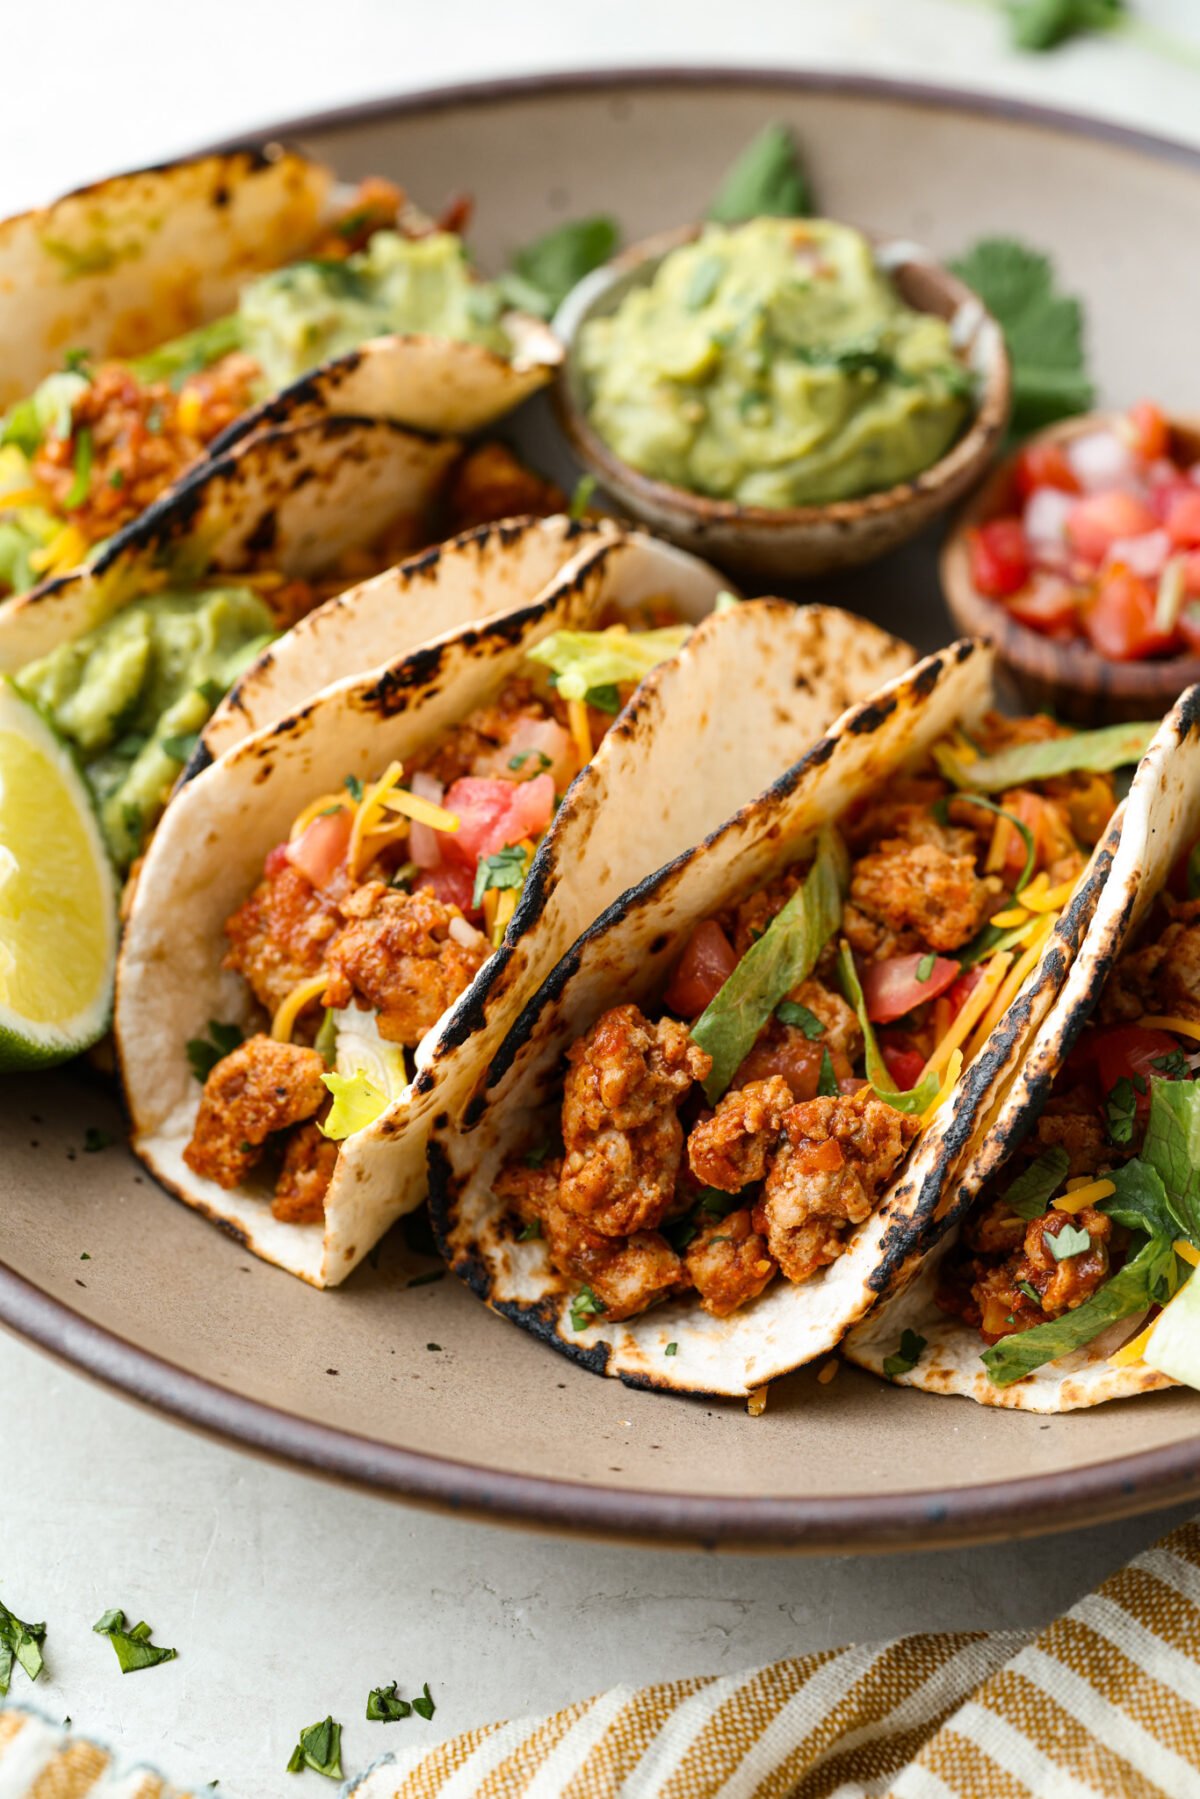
[554,222,1011,580]
[941,412,1200,726]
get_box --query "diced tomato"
[1082,566,1177,662]
[414,861,478,914]
[1066,491,1159,564]
[1127,401,1170,463]
[662,920,738,1018]
[474,715,577,790]
[1006,573,1081,638]
[967,518,1032,599]
[439,773,556,867]
[1092,1024,1185,1111]
[945,967,982,1018]
[1014,440,1080,500]
[879,1036,926,1090]
[286,805,353,889]
[862,952,961,1024]
[1166,489,1200,550]
[264,841,292,879]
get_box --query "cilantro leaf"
[1047,1221,1092,1261]
[882,1329,927,1379]
[93,1609,177,1673]
[775,1000,825,1039]
[412,1682,436,1721]
[366,1682,412,1722]
[983,1235,1175,1386]
[708,123,812,222]
[1102,1158,1177,1240]
[816,1046,840,1097]
[286,1717,343,1778]
[1001,1146,1069,1220]
[665,1341,679,1356]
[692,829,848,1103]
[569,473,597,520]
[186,1020,243,1083]
[949,236,1093,434]
[0,1594,46,1695]
[501,216,619,318]
[1105,1075,1139,1146]
[569,1286,605,1331]
[472,842,529,911]
[1005,0,1125,53]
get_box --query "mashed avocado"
[18,586,275,870]
[236,230,512,391]
[577,219,971,508]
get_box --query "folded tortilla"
[0,413,461,673]
[429,640,1113,1397]
[844,689,1200,1412]
[0,147,559,432]
[116,563,911,1285]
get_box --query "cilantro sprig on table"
[93,1608,177,1673]
[0,1592,46,1696]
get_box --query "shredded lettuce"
[129,314,247,386]
[836,942,942,1116]
[934,793,1036,895]
[528,624,691,703]
[1140,1077,1200,1242]
[1142,1266,1200,1390]
[319,1006,408,1140]
[321,1069,388,1140]
[933,720,1158,794]
[690,828,848,1104]
[1001,1146,1069,1220]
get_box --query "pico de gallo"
[182,615,691,1225]
[493,712,1153,1330]
[966,401,1200,662]
[935,844,1200,1393]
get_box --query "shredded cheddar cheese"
[289,793,350,840]
[492,885,519,946]
[985,812,1016,874]
[567,697,593,770]
[920,1047,964,1130]
[0,488,46,510]
[176,386,203,436]
[746,1385,769,1417]
[966,914,1058,1063]
[30,523,87,577]
[989,905,1030,929]
[1109,1315,1160,1368]
[1138,1014,1200,1040]
[1023,877,1076,914]
[377,787,461,833]
[347,760,405,877]
[817,1359,839,1385]
[1174,1241,1200,1268]
[920,951,1011,1083]
[271,972,331,1043]
[1052,1178,1115,1214]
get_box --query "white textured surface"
[4,4,1200,1794]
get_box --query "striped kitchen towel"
[4,1514,1200,1797]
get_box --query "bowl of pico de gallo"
[940,402,1200,724]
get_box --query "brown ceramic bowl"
[941,411,1200,726]
[555,222,1011,580]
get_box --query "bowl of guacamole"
[557,218,1010,578]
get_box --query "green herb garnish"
[569,473,597,520]
[517,1219,542,1241]
[1002,1146,1070,1220]
[816,1047,840,1097]
[570,1286,605,1331]
[83,1127,115,1153]
[1017,1280,1043,1306]
[1105,1075,1141,1146]
[185,1019,243,1083]
[1047,1222,1092,1261]
[160,731,199,764]
[367,1682,412,1721]
[775,999,825,1039]
[412,1682,436,1721]
[286,1717,343,1778]
[1005,0,1125,54]
[501,216,619,318]
[882,1329,927,1379]
[0,1594,46,1696]
[93,1609,177,1674]
[344,774,364,802]
[707,123,811,222]
[473,842,529,911]
[949,236,1094,434]
[665,1341,679,1356]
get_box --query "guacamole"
[577,218,972,508]
[18,586,275,870]
[236,229,512,391]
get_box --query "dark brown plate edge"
[6,65,1200,1551]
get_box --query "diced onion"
[1066,430,1138,492]
[408,772,449,868]
[1023,487,1075,546]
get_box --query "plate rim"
[9,64,1200,1550]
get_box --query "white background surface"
[4,3,1200,1793]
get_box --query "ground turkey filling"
[496,713,1118,1325]
[936,896,1200,1345]
[181,654,652,1225]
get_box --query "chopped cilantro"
[775,999,825,1039]
[108,468,125,490]
[584,682,622,714]
[1002,1145,1070,1220]
[83,1127,114,1153]
[698,1188,739,1219]
[816,1046,840,1097]
[64,427,93,509]
[286,1717,342,1778]
[949,237,1093,434]
[186,1019,243,1083]
[1047,1222,1092,1262]
[569,473,597,520]
[1017,1279,1043,1307]
[517,1219,542,1241]
[412,1682,436,1721]
[473,842,528,910]
[63,347,93,379]
[916,952,937,983]
[882,1329,927,1379]
[500,216,619,318]
[160,732,199,764]
[708,122,812,222]
[665,1341,679,1356]
[366,1682,411,1722]
[344,774,364,802]
[195,677,226,708]
[92,1609,177,1673]
[508,749,552,773]
[570,1285,605,1331]
[1105,1075,1140,1145]
[0,1593,46,1696]
[1152,1049,1190,1082]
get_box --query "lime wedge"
[0,677,118,1069]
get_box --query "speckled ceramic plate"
[5,70,1200,1551]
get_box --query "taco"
[0,413,461,870]
[0,150,559,597]
[430,642,1157,1396]
[116,572,911,1286]
[844,688,1200,1411]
